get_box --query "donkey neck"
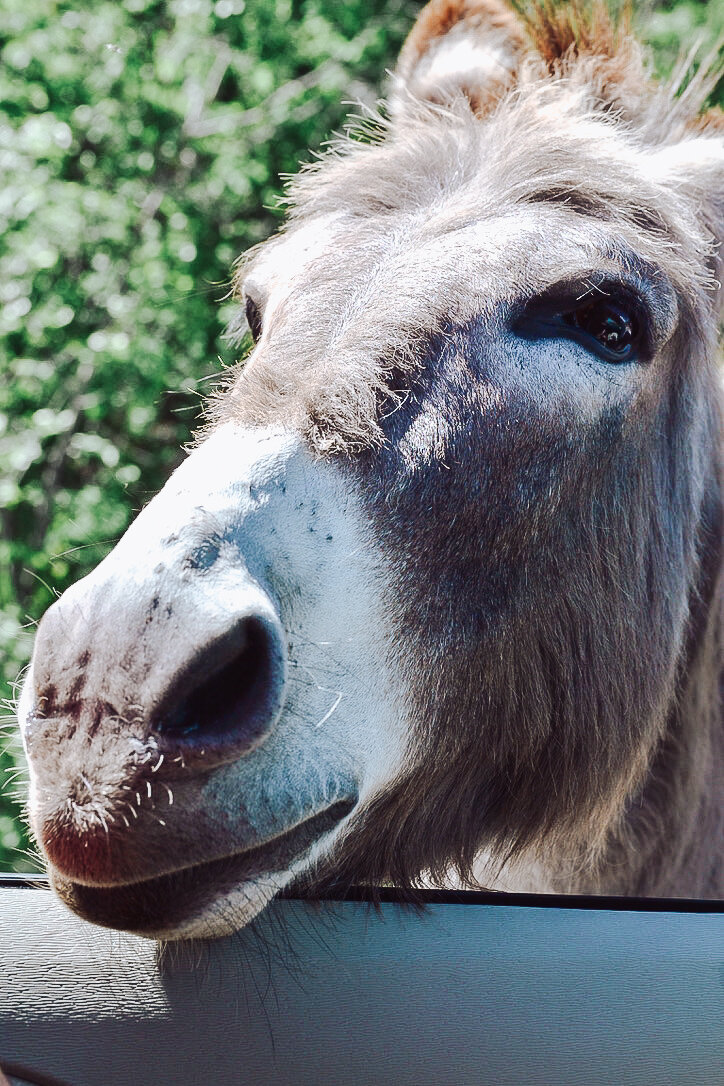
[597,490,723,899]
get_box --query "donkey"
[17,0,723,939]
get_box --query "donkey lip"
[50,798,355,935]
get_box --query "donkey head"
[19,1,723,938]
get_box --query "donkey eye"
[245,296,263,343]
[561,300,638,361]
[517,288,646,364]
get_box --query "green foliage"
[0,0,720,871]
[642,0,724,90]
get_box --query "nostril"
[152,615,287,762]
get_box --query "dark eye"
[516,287,645,364]
[561,300,638,361]
[245,296,263,343]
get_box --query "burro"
[18,0,724,939]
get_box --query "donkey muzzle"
[25,547,287,774]
[20,485,289,885]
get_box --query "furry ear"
[666,133,724,308]
[390,0,528,118]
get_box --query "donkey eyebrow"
[522,187,673,240]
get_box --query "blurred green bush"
[0,0,721,871]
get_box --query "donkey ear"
[680,135,724,304]
[655,132,724,303]
[390,0,528,118]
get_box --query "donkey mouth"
[50,799,355,937]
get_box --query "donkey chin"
[18,427,400,940]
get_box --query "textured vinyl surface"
[0,886,722,1086]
